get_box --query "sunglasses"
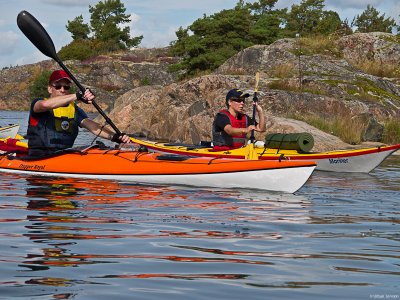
[230,98,246,103]
[52,84,71,90]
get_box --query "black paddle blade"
[16,10,122,136]
[17,10,59,62]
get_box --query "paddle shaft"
[17,10,121,136]
[57,60,121,135]
[250,72,260,143]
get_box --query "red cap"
[49,70,72,84]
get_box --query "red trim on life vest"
[29,115,39,126]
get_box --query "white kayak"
[129,137,400,173]
[0,124,20,139]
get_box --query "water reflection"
[0,160,398,299]
[20,177,160,273]
[3,109,400,299]
[26,177,81,211]
[15,176,314,286]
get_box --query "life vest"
[27,99,79,154]
[53,103,75,134]
[212,109,248,150]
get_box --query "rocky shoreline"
[0,33,399,151]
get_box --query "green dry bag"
[264,132,314,152]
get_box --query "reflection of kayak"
[0,124,20,139]
[129,137,400,173]
[0,145,316,193]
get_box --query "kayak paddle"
[16,10,122,136]
[250,71,260,143]
[246,72,260,160]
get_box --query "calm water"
[0,111,399,300]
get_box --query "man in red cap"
[212,88,266,150]
[27,69,130,156]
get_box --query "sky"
[0,0,399,69]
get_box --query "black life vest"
[27,99,79,155]
[212,109,248,149]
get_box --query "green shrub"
[287,112,365,144]
[29,70,53,99]
[58,39,98,61]
[140,77,150,86]
[30,70,78,99]
[268,63,297,78]
[292,35,342,58]
[353,60,400,78]
[267,80,299,91]
[382,120,400,144]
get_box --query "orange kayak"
[0,145,316,193]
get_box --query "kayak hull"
[0,148,316,193]
[1,165,315,193]
[130,138,400,173]
[306,148,398,172]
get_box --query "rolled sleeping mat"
[264,132,314,152]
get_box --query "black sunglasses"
[230,98,245,103]
[52,84,71,90]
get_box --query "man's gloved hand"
[76,88,94,104]
[76,90,88,103]
[112,133,125,143]
[111,133,131,144]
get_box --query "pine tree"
[61,0,143,60]
[352,5,397,33]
